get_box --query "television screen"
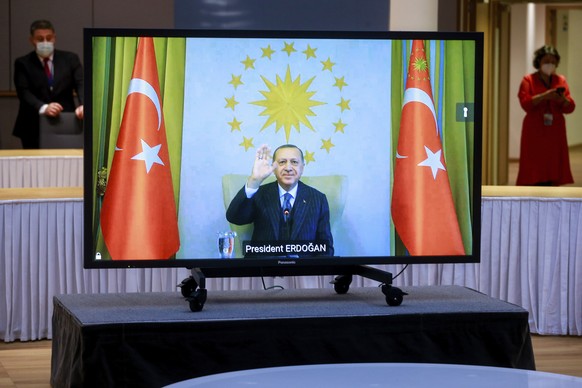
[84,29,483,273]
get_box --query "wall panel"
[174,0,388,31]
[1,0,174,149]
[0,0,10,91]
[94,0,174,28]
[10,0,92,82]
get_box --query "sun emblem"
[251,65,325,142]
[413,57,428,73]
[224,40,350,164]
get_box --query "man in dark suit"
[13,20,83,149]
[226,144,334,256]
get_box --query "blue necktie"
[282,193,292,223]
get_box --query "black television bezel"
[83,28,483,270]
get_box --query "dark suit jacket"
[13,49,84,148]
[226,181,334,256]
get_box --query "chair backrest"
[39,112,83,149]
[222,174,348,258]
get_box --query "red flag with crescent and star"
[391,40,464,256]
[100,37,180,260]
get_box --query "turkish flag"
[391,40,464,256]
[100,37,180,260]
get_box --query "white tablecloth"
[1,186,580,341]
[0,150,83,188]
[384,193,581,336]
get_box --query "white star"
[417,145,446,179]
[131,139,165,173]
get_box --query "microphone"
[281,207,291,247]
[282,192,292,225]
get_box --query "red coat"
[516,72,575,186]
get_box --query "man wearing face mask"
[516,45,576,186]
[13,19,84,149]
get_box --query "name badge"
[543,113,553,126]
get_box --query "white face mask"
[36,41,54,58]
[540,63,556,77]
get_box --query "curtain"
[90,36,186,257]
[2,194,581,341]
[390,40,475,256]
[0,155,82,188]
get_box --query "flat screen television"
[84,29,483,297]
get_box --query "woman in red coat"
[517,45,576,186]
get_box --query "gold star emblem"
[240,136,254,151]
[261,45,276,60]
[225,96,238,110]
[228,117,242,132]
[304,150,315,164]
[282,42,296,56]
[321,138,335,153]
[302,45,317,60]
[333,119,347,133]
[337,97,351,112]
[229,74,243,89]
[333,76,348,91]
[321,57,335,72]
[241,55,256,70]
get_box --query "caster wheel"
[333,282,350,295]
[382,285,407,306]
[386,292,404,306]
[178,277,198,297]
[187,289,207,312]
[189,298,204,312]
[331,274,352,295]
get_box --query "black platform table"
[51,286,535,388]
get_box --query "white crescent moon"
[127,78,162,130]
[402,87,438,135]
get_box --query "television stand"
[330,266,408,306]
[178,265,407,312]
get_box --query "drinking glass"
[217,231,237,258]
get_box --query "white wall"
[509,4,546,159]
[560,9,582,146]
[508,4,530,159]
[390,0,439,31]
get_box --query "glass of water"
[217,231,237,258]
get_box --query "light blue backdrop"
[177,37,393,259]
